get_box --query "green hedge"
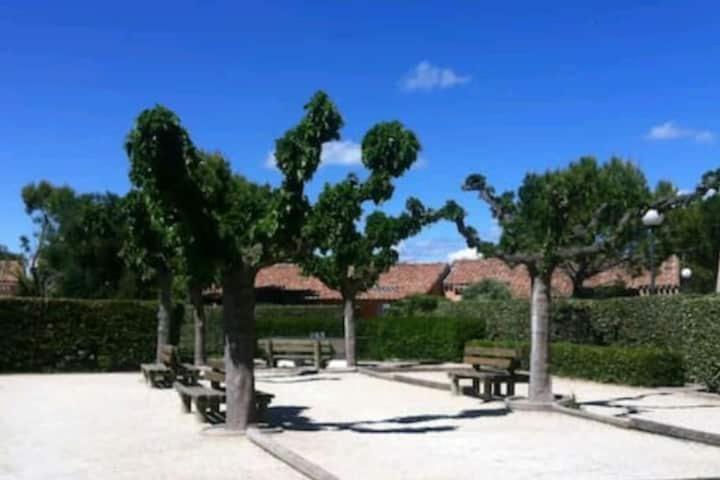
[179,304,344,357]
[358,316,485,361]
[467,340,685,387]
[0,298,157,372]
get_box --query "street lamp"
[681,267,693,280]
[642,209,664,293]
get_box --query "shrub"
[359,316,485,361]
[179,304,344,357]
[467,339,684,387]
[385,294,442,316]
[461,279,512,301]
[0,297,157,372]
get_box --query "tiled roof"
[255,262,449,301]
[444,255,680,297]
[444,258,573,297]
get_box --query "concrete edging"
[360,367,720,448]
[358,367,450,391]
[247,427,341,480]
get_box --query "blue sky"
[1,1,718,261]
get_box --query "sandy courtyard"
[0,373,305,480]
[1,371,719,480]
[257,371,720,480]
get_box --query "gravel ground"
[258,371,720,480]
[0,373,306,480]
[2,371,719,480]
[398,369,720,435]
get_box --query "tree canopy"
[449,159,720,404]
[299,121,451,364]
[18,181,148,298]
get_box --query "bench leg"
[482,379,492,401]
[194,397,208,422]
[472,378,480,396]
[450,376,460,395]
[180,394,192,414]
[507,380,515,397]
[493,381,502,396]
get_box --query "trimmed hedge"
[359,316,486,361]
[1,295,717,392]
[0,297,157,372]
[467,340,685,387]
[180,304,344,357]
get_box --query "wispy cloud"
[401,61,471,92]
[646,122,715,143]
[447,247,482,262]
[265,140,362,169]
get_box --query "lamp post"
[642,209,664,294]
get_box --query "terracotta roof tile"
[255,262,449,301]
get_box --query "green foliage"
[467,339,684,387]
[300,118,451,303]
[385,294,442,316]
[18,181,150,299]
[359,316,486,362]
[0,297,157,372]
[680,296,720,391]
[657,193,720,293]
[179,304,345,357]
[461,279,512,301]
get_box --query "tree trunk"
[570,273,585,298]
[222,266,256,431]
[529,272,553,404]
[190,284,206,366]
[343,295,357,367]
[156,266,173,362]
[716,250,720,294]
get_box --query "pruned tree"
[301,122,451,366]
[122,190,182,362]
[449,161,720,405]
[124,92,342,431]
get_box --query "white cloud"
[646,122,715,143]
[448,247,482,262]
[265,140,362,169]
[401,61,471,92]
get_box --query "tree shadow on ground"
[579,391,720,417]
[265,405,510,434]
[257,377,342,384]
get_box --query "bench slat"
[463,356,515,370]
[464,346,518,358]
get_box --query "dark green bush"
[0,297,157,372]
[179,304,344,357]
[359,316,486,361]
[461,279,512,301]
[467,339,684,387]
[385,294,442,316]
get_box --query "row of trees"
[122,93,459,429]
[6,90,718,422]
[10,155,717,304]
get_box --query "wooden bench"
[175,359,274,423]
[447,346,528,400]
[257,338,334,369]
[140,345,200,388]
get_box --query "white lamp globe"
[681,267,693,280]
[642,209,664,227]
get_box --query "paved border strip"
[359,367,450,391]
[360,367,720,448]
[247,427,341,480]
